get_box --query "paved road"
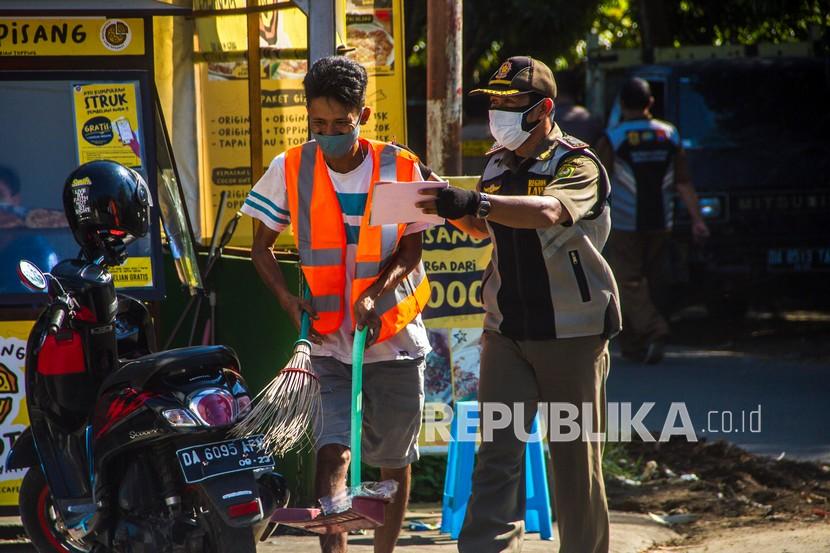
[0,510,679,553]
[607,345,830,462]
[259,510,678,553]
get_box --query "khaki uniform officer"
[419,56,621,553]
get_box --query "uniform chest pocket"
[568,249,591,303]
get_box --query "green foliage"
[656,0,828,47]
[404,0,602,89]
[404,0,829,85]
[361,463,381,483]
[365,446,643,503]
[602,442,643,480]
[592,0,641,51]
[410,455,448,502]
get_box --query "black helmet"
[63,160,151,266]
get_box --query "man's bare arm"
[448,214,489,238]
[418,190,567,230]
[675,148,710,241]
[676,180,703,221]
[486,195,569,228]
[354,232,423,344]
[250,221,322,343]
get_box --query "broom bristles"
[231,340,322,457]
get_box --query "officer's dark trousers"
[606,229,671,355]
[458,331,610,553]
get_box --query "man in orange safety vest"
[241,56,431,553]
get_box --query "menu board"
[196,0,407,247]
[0,78,162,301]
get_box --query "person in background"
[0,165,25,226]
[241,56,431,553]
[419,55,619,553]
[553,69,604,145]
[0,165,60,292]
[595,77,709,364]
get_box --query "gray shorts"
[312,355,425,469]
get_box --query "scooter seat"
[101,345,239,392]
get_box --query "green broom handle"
[350,326,368,487]
[299,309,311,342]
[299,287,311,341]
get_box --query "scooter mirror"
[17,259,48,292]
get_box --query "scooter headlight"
[188,388,236,427]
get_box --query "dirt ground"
[607,437,830,552]
[645,522,830,553]
[608,438,830,522]
[603,307,830,551]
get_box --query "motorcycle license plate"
[176,435,274,484]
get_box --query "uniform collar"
[533,123,564,160]
[501,123,563,170]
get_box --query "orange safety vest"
[284,138,431,343]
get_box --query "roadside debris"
[408,520,440,531]
[606,437,830,534]
[648,512,701,526]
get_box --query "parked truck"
[586,41,830,316]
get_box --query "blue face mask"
[311,123,361,158]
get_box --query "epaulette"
[485,142,506,157]
[555,135,589,150]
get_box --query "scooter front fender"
[6,427,37,470]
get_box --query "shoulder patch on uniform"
[555,162,578,179]
[485,142,506,157]
[554,153,596,180]
[556,135,589,150]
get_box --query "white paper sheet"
[369,180,448,226]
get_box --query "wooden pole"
[426,0,462,176]
[247,0,264,185]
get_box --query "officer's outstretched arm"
[485,195,569,229]
[448,215,489,239]
[417,182,571,230]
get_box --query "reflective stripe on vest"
[374,262,431,343]
[284,138,430,341]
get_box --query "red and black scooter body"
[8,259,286,551]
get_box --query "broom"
[269,326,397,535]
[232,295,321,457]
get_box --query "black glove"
[435,187,480,220]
